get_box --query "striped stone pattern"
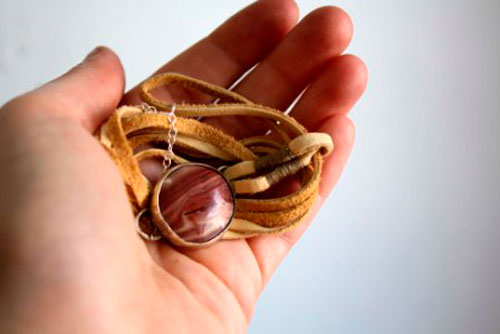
[158,165,234,243]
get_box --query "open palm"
[0,1,367,333]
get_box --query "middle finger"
[214,6,353,136]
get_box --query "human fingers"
[121,0,299,106]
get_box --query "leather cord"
[97,73,333,239]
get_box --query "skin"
[0,0,367,333]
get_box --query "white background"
[1,0,499,333]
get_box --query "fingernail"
[84,46,106,62]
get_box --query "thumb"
[9,46,125,132]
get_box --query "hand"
[0,1,367,332]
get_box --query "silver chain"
[165,105,177,169]
[134,103,177,241]
[138,103,177,170]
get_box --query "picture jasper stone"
[155,164,235,244]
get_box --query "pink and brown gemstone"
[151,163,235,246]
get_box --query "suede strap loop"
[98,73,333,239]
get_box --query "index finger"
[121,0,299,106]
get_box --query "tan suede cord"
[97,73,333,239]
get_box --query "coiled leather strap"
[98,73,333,239]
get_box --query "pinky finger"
[317,115,356,198]
[246,114,355,287]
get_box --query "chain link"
[138,102,157,114]
[165,105,177,169]
[138,103,177,170]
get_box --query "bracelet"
[97,73,333,248]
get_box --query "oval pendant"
[150,163,235,247]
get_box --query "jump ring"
[135,209,162,241]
